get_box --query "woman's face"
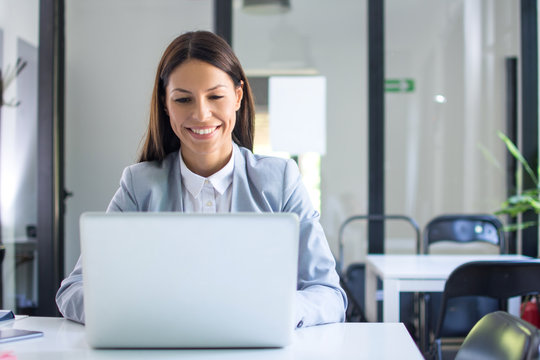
[164,59,243,176]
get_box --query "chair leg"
[418,292,427,353]
[425,338,442,360]
[435,339,442,360]
[420,292,433,354]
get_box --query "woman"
[56,31,347,327]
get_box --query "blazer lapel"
[231,144,256,212]
[168,150,184,212]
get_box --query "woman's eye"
[209,95,224,100]
[174,98,191,104]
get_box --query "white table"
[365,254,530,323]
[0,316,423,359]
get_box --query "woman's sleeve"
[281,160,348,327]
[55,256,85,323]
[55,167,137,323]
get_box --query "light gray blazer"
[56,144,347,327]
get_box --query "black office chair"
[428,260,540,360]
[422,214,507,355]
[455,311,540,360]
[337,214,421,328]
[422,214,506,254]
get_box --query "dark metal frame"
[367,0,385,254]
[505,57,518,254]
[214,0,233,45]
[520,0,538,258]
[37,0,64,316]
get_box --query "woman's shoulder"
[123,151,179,178]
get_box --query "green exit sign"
[385,79,415,93]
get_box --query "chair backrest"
[423,214,506,254]
[455,311,540,360]
[434,260,540,342]
[337,214,421,274]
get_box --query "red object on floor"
[521,297,540,328]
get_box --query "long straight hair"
[138,31,255,162]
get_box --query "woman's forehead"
[167,59,234,89]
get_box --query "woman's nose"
[193,99,211,121]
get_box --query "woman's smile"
[189,126,219,136]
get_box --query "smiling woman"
[164,60,243,177]
[55,30,347,328]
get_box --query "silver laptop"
[80,212,299,349]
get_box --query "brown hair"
[138,31,255,162]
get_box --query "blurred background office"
[0,0,535,323]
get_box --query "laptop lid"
[80,212,299,348]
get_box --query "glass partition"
[233,0,369,264]
[0,0,40,314]
[385,0,519,254]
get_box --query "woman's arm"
[55,256,85,323]
[281,160,348,327]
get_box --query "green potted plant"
[495,131,539,231]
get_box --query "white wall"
[64,0,213,274]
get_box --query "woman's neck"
[180,145,233,178]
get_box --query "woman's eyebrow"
[170,84,227,94]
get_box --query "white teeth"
[191,127,216,135]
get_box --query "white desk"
[365,254,530,323]
[0,317,423,359]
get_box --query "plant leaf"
[477,143,502,171]
[498,131,538,186]
[503,221,538,232]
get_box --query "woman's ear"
[235,81,244,111]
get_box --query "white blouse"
[179,147,234,213]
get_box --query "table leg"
[365,264,378,322]
[382,279,400,322]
